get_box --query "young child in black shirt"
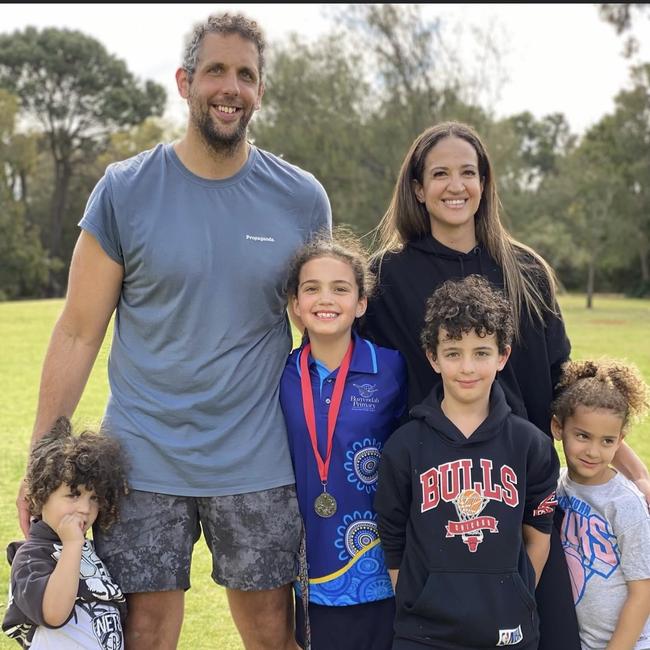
[3,417,128,649]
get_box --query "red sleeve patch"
[533,491,557,517]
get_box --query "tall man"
[16,13,331,650]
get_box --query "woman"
[362,121,649,650]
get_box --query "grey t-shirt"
[80,143,331,495]
[557,468,650,650]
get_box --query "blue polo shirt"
[280,332,407,606]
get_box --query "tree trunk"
[19,169,28,205]
[640,244,649,284]
[47,157,72,295]
[586,258,595,309]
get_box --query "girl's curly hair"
[553,359,650,431]
[26,417,129,531]
[420,275,514,356]
[285,226,375,301]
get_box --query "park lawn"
[559,294,650,452]
[0,293,648,649]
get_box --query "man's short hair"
[182,12,266,81]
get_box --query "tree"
[483,112,578,283]
[0,88,38,206]
[544,152,611,308]
[603,64,650,290]
[252,4,504,236]
[335,4,505,132]
[252,33,376,232]
[338,4,505,234]
[499,112,575,189]
[339,4,449,133]
[0,89,54,299]
[0,27,166,291]
[537,117,635,307]
[0,195,56,300]
[599,3,650,57]
[93,117,172,176]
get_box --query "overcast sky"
[2,3,650,136]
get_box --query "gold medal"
[314,491,337,518]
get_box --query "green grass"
[559,294,650,450]
[0,294,648,649]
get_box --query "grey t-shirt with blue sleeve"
[79,143,331,496]
[557,468,650,650]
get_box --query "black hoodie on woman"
[375,382,559,650]
[362,236,571,435]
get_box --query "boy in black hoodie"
[375,275,559,650]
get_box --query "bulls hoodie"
[362,236,571,435]
[375,382,559,649]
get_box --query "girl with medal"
[280,230,407,650]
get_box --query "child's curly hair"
[553,359,650,431]
[26,417,129,531]
[420,275,514,356]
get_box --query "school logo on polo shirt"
[354,383,378,398]
[350,383,379,411]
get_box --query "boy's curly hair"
[553,359,650,431]
[26,417,129,531]
[420,275,514,357]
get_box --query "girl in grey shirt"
[551,359,650,650]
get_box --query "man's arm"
[16,231,123,535]
[522,524,551,586]
[612,442,650,505]
[606,579,650,650]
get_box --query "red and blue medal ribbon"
[299,340,353,489]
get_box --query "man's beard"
[191,98,252,157]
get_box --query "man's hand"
[633,477,650,509]
[612,442,650,510]
[16,478,31,537]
